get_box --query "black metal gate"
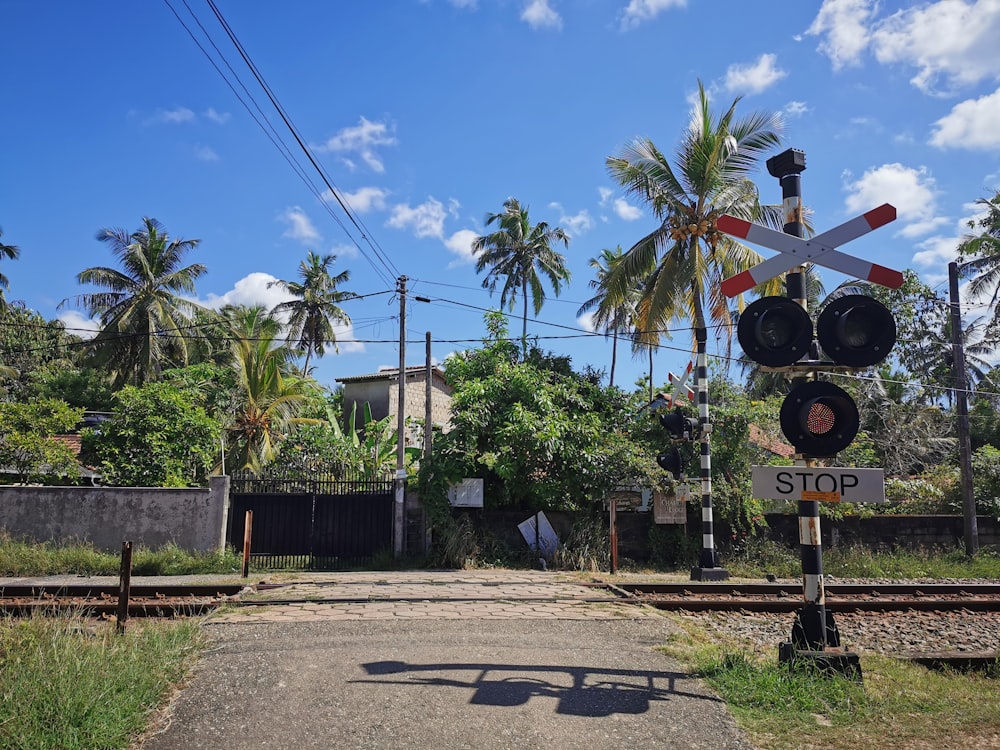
[227,470,393,570]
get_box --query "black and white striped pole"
[691,330,728,580]
[766,149,830,650]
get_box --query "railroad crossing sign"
[718,204,904,298]
[752,465,885,503]
[663,361,695,408]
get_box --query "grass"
[0,615,204,750]
[662,616,1000,750]
[724,537,1000,580]
[0,532,243,577]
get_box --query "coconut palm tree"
[223,304,318,471]
[61,218,206,388]
[606,81,784,572]
[577,246,643,388]
[0,226,20,301]
[269,251,356,374]
[959,191,1000,333]
[472,197,570,356]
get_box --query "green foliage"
[420,314,649,525]
[0,302,83,402]
[27,366,115,411]
[0,399,82,484]
[551,515,610,572]
[82,382,220,487]
[972,444,1000,518]
[647,523,700,568]
[0,616,203,750]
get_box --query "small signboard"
[448,478,484,508]
[752,466,885,503]
[518,511,559,557]
[653,490,687,525]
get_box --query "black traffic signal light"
[660,407,700,441]
[817,294,897,368]
[737,296,813,368]
[740,294,896,457]
[657,448,684,480]
[778,380,860,456]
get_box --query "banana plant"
[329,401,420,480]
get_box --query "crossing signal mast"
[718,148,902,678]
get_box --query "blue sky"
[3,0,1000,392]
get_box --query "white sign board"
[448,478,484,508]
[752,466,885,503]
[518,511,559,557]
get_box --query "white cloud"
[723,53,787,95]
[929,87,1000,149]
[314,117,397,173]
[204,108,231,124]
[559,209,594,237]
[870,0,1000,94]
[598,187,614,205]
[618,0,686,31]
[444,229,480,266]
[842,163,944,238]
[193,144,219,162]
[197,272,290,311]
[387,197,447,239]
[329,241,359,260]
[784,101,811,117]
[805,0,874,70]
[577,311,597,333]
[146,107,196,125]
[279,206,322,244]
[57,310,100,339]
[521,0,562,30]
[613,198,642,221]
[327,186,389,213]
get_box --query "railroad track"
[3,580,1000,617]
[608,582,1000,613]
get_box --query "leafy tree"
[577,246,642,388]
[420,314,650,519]
[81,381,219,487]
[959,190,1000,332]
[62,217,207,388]
[0,399,82,484]
[0,226,21,303]
[605,80,784,354]
[223,306,320,471]
[472,198,570,355]
[0,302,83,401]
[269,251,356,374]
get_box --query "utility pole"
[424,331,433,458]
[949,261,978,556]
[394,275,408,558]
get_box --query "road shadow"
[357,660,721,717]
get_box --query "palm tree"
[269,251,356,374]
[577,246,642,388]
[61,218,206,388]
[222,305,318,471]
[959,191,1000,332]
[606,81,784,572]
[0,227,21,304]
[472,197,570,355]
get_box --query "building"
[337,366,452,445]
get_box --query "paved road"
[136,571,753,749]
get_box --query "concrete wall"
[0,476,230,553]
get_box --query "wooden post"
[242,510,253,578]
[609,499,618,574]
[116,541,132,634]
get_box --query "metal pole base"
[778,642,863,681]
[690,566,730,581]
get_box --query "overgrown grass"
[664,617,1000,750]
[724,536,1000,580]
[0,615,203,750]
[0,532,242,577]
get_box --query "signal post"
[719,148,902,678]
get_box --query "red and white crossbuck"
[717,204,904,298]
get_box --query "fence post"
[242,510,253,578]
[116,540,132,634]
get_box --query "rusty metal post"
[241,510,253,578]
[116,540,132,634]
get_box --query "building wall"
[0,476,230,553]
[344,370,453,442]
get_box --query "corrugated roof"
[337,366,446,384]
